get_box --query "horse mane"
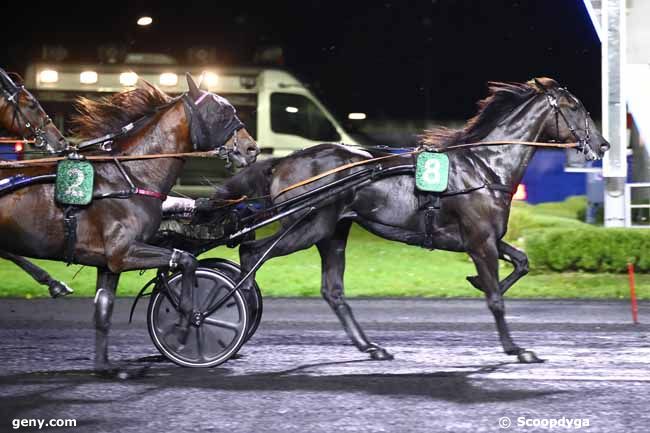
[420,78,558,148]
[71,80,171,139]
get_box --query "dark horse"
[207,78,609,363]
[0,74,259,376]
[0,69,77,297]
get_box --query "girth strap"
[423,195,441,250]
[63,206,79,265]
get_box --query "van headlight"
[39,69,59,84]
[80,71,98,84]
[119,72,138,86]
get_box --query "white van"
[24,58,361,194]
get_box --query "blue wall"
[521,149,586,204]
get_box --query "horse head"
[531,77,610,161]
[0,68,68,153]
[184,73,259,168]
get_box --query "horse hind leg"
[0,251,73,298]
[316,222,393,361]
[467,236,542,364]
[94,268,120,373]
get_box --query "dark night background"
[0,0,600,122]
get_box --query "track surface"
[0,298,649,433]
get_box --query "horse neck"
[474,98,550,188]
[116,102,192,194]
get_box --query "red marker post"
[627,262,639,324]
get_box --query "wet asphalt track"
[0,298,649,433]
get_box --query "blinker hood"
[182,93,244,151]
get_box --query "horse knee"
[94,288,115,331]
[486,294,505,314]
[519,256,529,275]
[321,284,344,307]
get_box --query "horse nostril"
[601,142,611,152]
[247,146,259,156]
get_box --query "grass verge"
[1,210,648,299]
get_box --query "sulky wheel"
[147,267,249,368]
[198,258,263,343]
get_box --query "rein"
[0,138,34,144]
[273,140,579,200]
[0,149,222,168]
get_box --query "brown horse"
[0,68,68,152]
[0,68,76,297]
[0,74,259,376]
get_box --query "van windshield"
[271,93,340,142]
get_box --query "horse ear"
[186,73,201,99]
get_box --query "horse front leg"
[105,241,198,355]
[316,221,393,361]
[467,236,542,363]
[466,240,529,295]
[496,240,529,294]
[0,250,73,298]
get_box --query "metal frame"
[624,182,650,228]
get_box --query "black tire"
[198,258,263,343]
[147,267,249,368]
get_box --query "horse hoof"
[466,276,481,290]
[517,350,544,364]
[49,281,74,298]
[366,346,394,361]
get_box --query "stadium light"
[137,16,153,26]
[348,112,366,120]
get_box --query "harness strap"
[273,140,578,200]
[63,207,78,265]
[134,188,167,201]
[274,151,419,199]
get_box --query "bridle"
[0,84,56,152]
[181,91,244,167]
[535,79,592,157]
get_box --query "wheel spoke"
[203,317,241,331]
[201,281,223,312]
[196,326,206,361]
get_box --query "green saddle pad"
[415,152,449,192]
[55,159,95,205]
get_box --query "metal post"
[601,0,628,227]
